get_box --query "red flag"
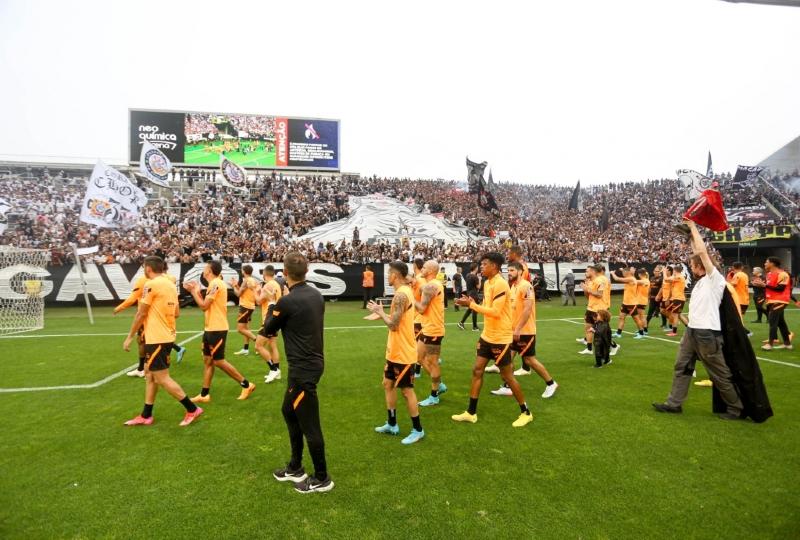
[683,185,728,232]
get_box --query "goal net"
[0,246,49,335]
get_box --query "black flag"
[487,169,496,193]
[707,151,713,177]
[568,181,582,210]
[466,157,487,194]
[478,180,499,213]
[732,165,764,186]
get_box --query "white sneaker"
[610,344,620,356]
[233,349,250,356]
[484,364,500,373]
[126,369,144,378]
[578,348,592,355]
[490,386,513,396]
[542,382,559,399]
[265,369,281,383]
[575,338,587,343]
[513,367,531,376]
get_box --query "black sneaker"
[472,327,480,332]
[717,411,744,421]
[652,402,682,414]
[273,465,308,483]
[294,475,334,494]
[457,322,465,330]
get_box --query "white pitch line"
[0,332,204,394]
[559,318,799,369]
[0,330,202,340]
[0,318,584,339]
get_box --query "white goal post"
[0,245,49,335]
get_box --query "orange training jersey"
[660,277,672,301]
[471,273,513,344]
[636,278,650,306]
[420,279,445,337]
[115,275,148,313]
[588,275,610,312]
[511,279,536,335]
[731,271,750,306]
[413,275,428,324]
[239,276,257,310]
[622,281,638,306]
[204,277,229,331]
[671,274,686,301]
[260,279,283,323]
[139,275,178,345]
[386,285,416,364]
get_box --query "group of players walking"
[114,243,795,494]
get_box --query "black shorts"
[739,305,749,315]
[384,361,415,388]
[203,331,227,360]
[620,304,637,315]
[145,342,172,372]
[668,300,685,313]
[660,301,670,311]
[414,323,423,342]
[584,310,596,324]
[237,306,254,324]
[420,334,444,346]
[258,305,278,338]
[511,334,536,357]
[476,337,514,367]
[636,304,646,312]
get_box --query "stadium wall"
[3,262,681,306]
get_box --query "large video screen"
[129,109,340,170]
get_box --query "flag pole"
[71,244,95,325]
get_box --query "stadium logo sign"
[137,125,178,151]
[304,123,320,140]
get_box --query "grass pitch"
[0,300,798,539]
[183,143,276,168]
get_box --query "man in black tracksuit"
[457,262,481,330]
[263,252,333,494]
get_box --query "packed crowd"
[184,114,275,139]
[1,165,797,266]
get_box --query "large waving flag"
[80,161,147,229]
[466,157,487,194]
[219,155,249,190]
[139,141,172,188]
[676,169,712,202]
[568,181,582,210]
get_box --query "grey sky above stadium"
[0,0,798,185]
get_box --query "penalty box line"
[0,332,204,394]
[559,318,800,369]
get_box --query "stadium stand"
[1,163,797,267]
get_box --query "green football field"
[183,143,276,168]
[1,300,798,539]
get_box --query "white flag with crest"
[219,155,248,191]
[139,140,171,188]
[80,161,147,229]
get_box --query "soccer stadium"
[1,1,800,539]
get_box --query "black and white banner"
[731,165,764,186]
[3,261,685,306]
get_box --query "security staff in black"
[264,252,333,494]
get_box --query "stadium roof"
[759,134,800,173]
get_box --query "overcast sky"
[0,0,798,184]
